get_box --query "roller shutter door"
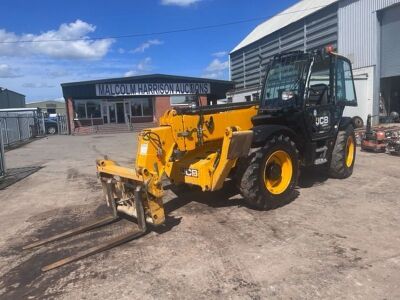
[381,5,400,78]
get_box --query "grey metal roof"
[231,0,339,53]
[61,73,233,87]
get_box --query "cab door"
[333,56,358,107]
[304,55,337,141]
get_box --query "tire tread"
[239,135,298,209]
[329,124,355,179]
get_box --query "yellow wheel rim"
[345,136,355,168]
[263,150,293,195]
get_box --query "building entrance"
[116,103,125,124]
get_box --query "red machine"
[361,115,386,152]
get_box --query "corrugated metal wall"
[338,0,400,70]
[230,4,338,90]
[0,90,25,109]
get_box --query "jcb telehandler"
[25,48,358,271]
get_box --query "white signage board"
[96,82,211,96]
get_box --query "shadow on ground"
[0,203,113,299]
[0,166,42,190]
[298,166,329,188]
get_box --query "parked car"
[44,117,58,135]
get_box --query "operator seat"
[308,84,329,106]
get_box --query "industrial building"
[26,100,66,115]
[0,88,25,109]
[229,0,400,124]
[61,74,233,133]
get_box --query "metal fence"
[0,127,5,177]
[56,115,68,135]
[0,112,45,148]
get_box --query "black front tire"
[329,124,356,179]
[239,135,299,209]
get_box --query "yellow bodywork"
[96,104,258,225]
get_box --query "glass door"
[124,100,131,124]
[116,103,125,123]
[102,101,108,123]
[108,103,116,123]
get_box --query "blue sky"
[0,0,297,101]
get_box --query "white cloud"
[132,39,163,53]
[137,57,152,71]
[118,48,126,54]
[161,0,202,6]
[0,64,21,78]
[0,56,134,99]
[124,70,138,77]
[202,72,220,79]
[124,57,153,77]
[205,58,228,72]
[22,82,55,88]
[212,51,228,58]
[47,69,70,78]
[202,58,229,79]
[0,20,114,60]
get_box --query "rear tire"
[239,135,299,209]
[352,116,364,128]
[329,124,356,179]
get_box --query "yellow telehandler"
[25,48,358,271]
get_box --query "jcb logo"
[182,168,198,178]
[316,116,329,126]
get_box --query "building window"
[170,95,198,106]
[131,101,142,116]
[75,101,87,118]
[252,93,260,101]
[142,99,153,116]
[74,100,101,118]
[86,101,101,118]
[130,98,153,116]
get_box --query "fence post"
[4,115,9,146]
[16,115,21,141]
[57,114,60,135]
[23,116,28,140]
[41,114,45,135]
[0,119,6,175]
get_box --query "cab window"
[306,58,330,107]
[335,58,357,106]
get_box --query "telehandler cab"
[25,48,358,271]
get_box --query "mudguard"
[339,117,353,130]
[252,125,298,147]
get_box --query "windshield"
[262,54,310,109]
